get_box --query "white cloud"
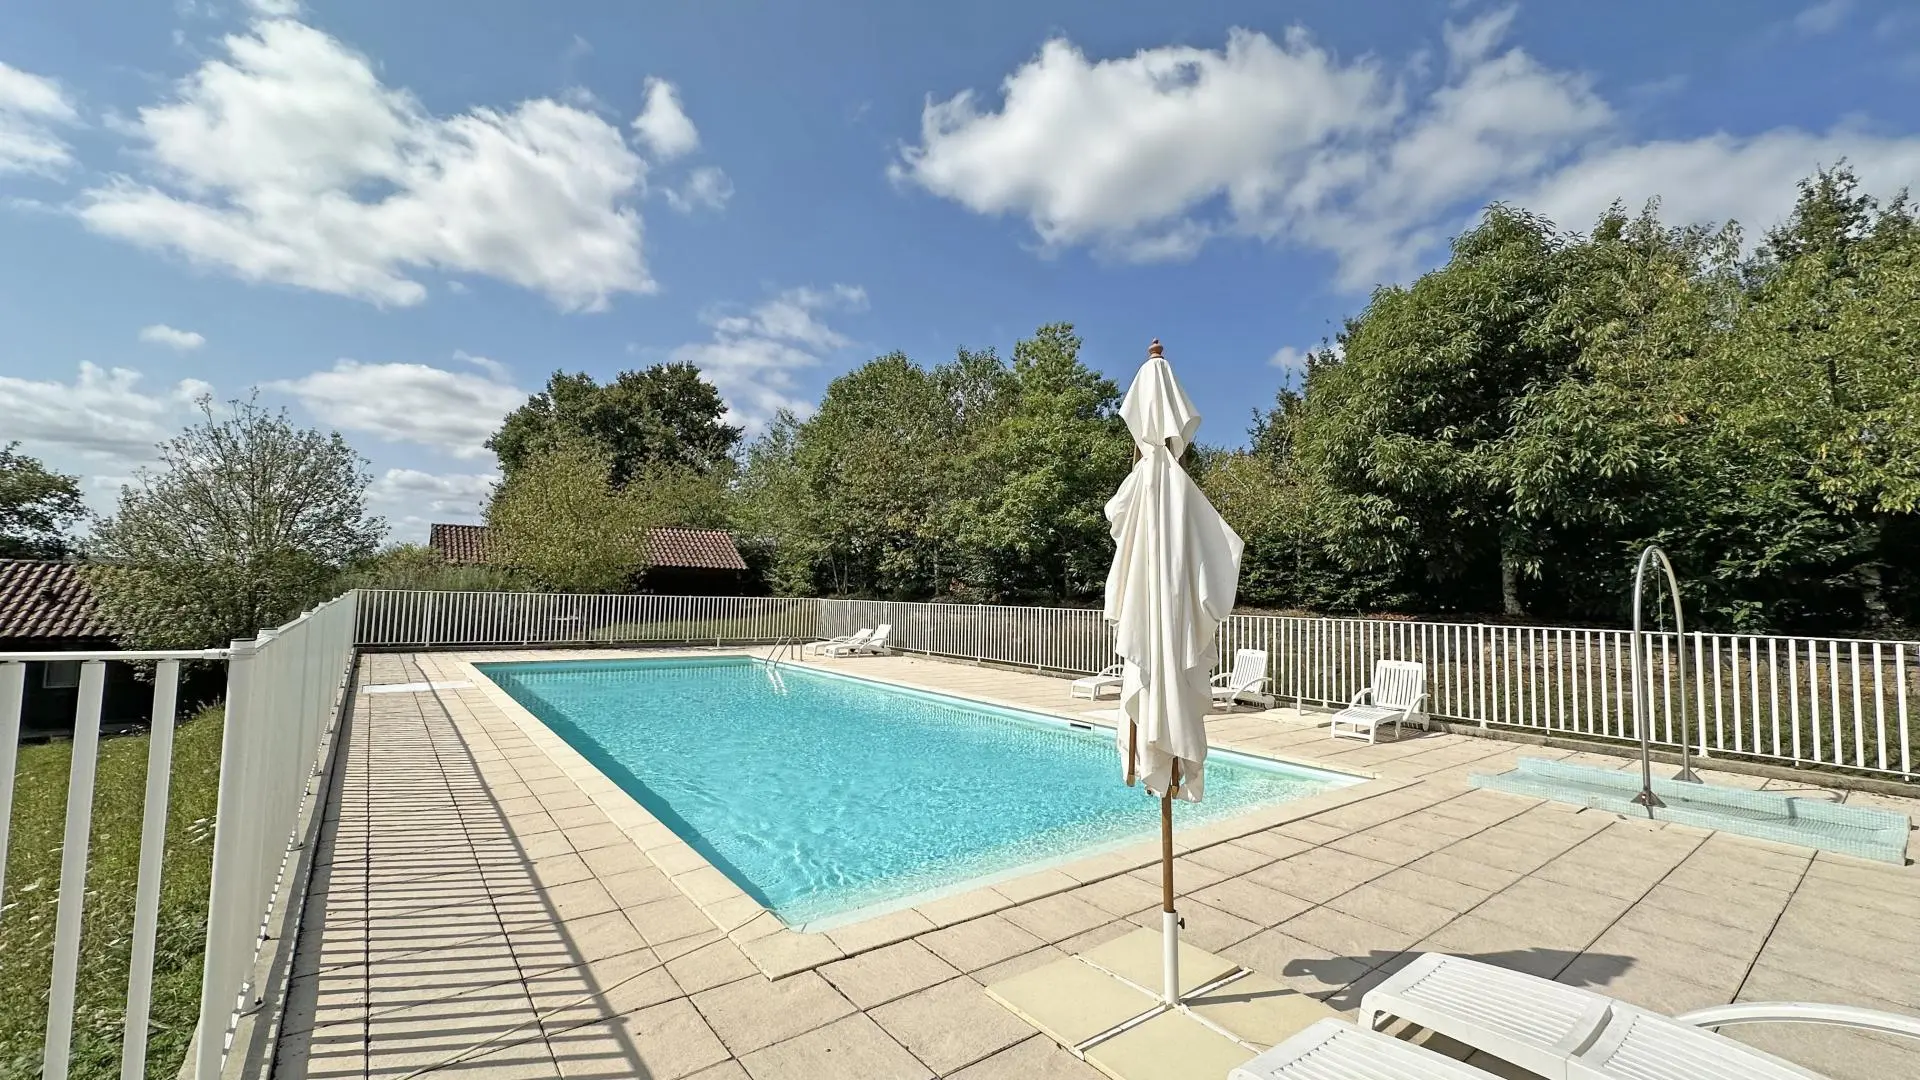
[138,323,206,350]
[1514,128,1920,241]
[1792,0,1851,36]
[671,285,867,431]
[632,77,699,161]
[242,0,304,15]
[271,357,526,458]
[0,60,79,176]
[665,165,734,213]
[78,18,656,311]
[367,467,497,541]
[0,363,213,509]
[892,15,1612,288]
[1269,346,1309,371]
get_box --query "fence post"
[195,638,258,1080]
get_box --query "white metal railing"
[352,590,1915,781]
[0,592,358,1080]
[353,589,818,648]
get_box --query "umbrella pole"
[1161,764,1180,1006]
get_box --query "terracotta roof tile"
[645,528,749,571]
[429,523,491,564]
[428,524,746,572]
[0,560,116,641]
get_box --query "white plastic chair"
[804,627,871,655]
[1071,663,1124,700]
[823,623,891,657]
[1360,952,1920,1080]
[1329,660,1427,743]
[1231,1017,1500,1079]
[1211,649,1272,708]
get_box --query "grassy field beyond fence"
[1,707,223,1080]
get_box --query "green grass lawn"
[1,707,222,1080]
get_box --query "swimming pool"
[478,657,1356,927]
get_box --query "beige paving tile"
[972,945,1070,987]
[1183,841,1275,876]
[821,940,962,1010]
[1224,929,1380,997]
[824,908,936,955]
[1081,928,1238,996]
[1185,972,1340,1050]
[598,865,679,908]
[544,998,730,1080]
[627,895,719,947]
[692,971,856,1056]
[1188,876,1314,928]
[1277,904,1419,959]
[947,1034,1106,1080]
[994,868,1082,903]
[740,929,845,977]
[871,976,1036,1074]
[919,915,1048,973]
[1082,1005,1256,1080]
[914,887,1012,927]
[665,938,760,995]
[984,956,1157,1047]
[1001,892,1117,944]
[1071,873,1166,916]
[739,1013,931,1080]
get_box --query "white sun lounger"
[1329,660,1427,743]
[1360,952,1920,1080]
[1210,648,1272,708]
[822,623,890,657]
[1230,1017,1500,1079]
[1071,663,1125,700]
[804,627,871,655]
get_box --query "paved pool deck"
[276,648,1920,1080]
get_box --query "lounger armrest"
[1675,1002,1920,1042]
[1210,671,1233,686]
[1349,687,1374,707]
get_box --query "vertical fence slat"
[42,660,108,1080]
[0,662,23,914]
[120,661,182,1080]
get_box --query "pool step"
[1470,757,1911,864]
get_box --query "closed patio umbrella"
[1104,339,1244,1006]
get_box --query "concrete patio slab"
[273,648,1920,1080]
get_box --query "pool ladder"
[1629,545,1702,816]
[765,635,801,667]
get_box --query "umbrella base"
[982,927,1343,1076]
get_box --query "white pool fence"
[354,590,1916,782]
[0,593,357,1080]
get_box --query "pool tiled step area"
[1471,757,1912,864]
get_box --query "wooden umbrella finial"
[1148,339,1163,358]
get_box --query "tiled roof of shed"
[428,524,746,572]
[0,559,116,641]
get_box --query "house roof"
[0,559,116,641]
[428,524,747,572]
[645,527,749,571]
[430,523,491,564]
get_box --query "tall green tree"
[486,440,663,593]
[0,443,86,558]
[86,398,385,649]
[944,324,1130,603]
[487,363,742,486]
[1291,207,1574,616]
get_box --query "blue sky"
[2,0,1918,542]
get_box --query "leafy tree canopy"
[0,443,86,559]
[487,363,742,486]
[86,398,385,649]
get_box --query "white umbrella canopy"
[1105,341,1245,802]
[1103,339,1244,1005]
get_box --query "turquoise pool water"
[477,657,1355,927]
